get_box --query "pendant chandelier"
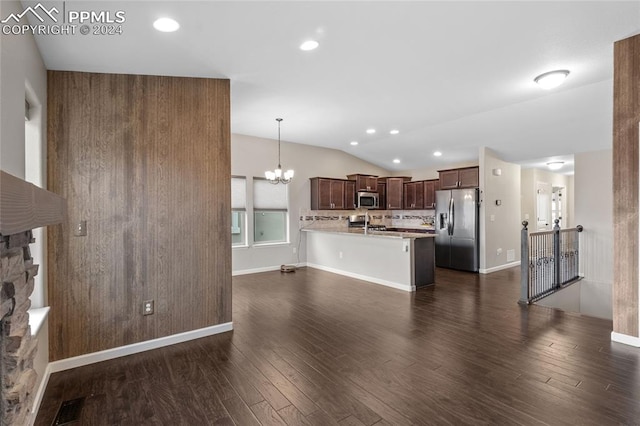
[265,118,294,184]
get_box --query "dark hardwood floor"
[36,267,640,425]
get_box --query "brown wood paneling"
[47,71,231,361]
[0,171,65,235]
[613,34,640,338]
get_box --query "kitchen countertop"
[301,227,435,239]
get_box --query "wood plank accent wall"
[0,170,65,235]
[47,72,231,361]
[613,34,640,338]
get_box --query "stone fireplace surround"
[1,231,39,425]
[0,171,65,425]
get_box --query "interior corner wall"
[231,134,389,273]
[0,0,50,414]
[47,72,231,361]
[574,149,613,315]
[479,147,521,272]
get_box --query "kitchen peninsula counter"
[303,228,435,291]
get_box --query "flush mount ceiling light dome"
[366,128,376,134]
[534,70,570,90]
[300,40,319,51]
[389,129,400,135]
[153,17,180,32]
[350,141,359,146]
[265,118,294,184]
[433,151,442,157]
[547,161,565,170]
[393,159,401,164]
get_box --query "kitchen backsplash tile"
[299,208,434,229]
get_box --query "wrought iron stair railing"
[519,219,583,304]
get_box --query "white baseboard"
[479,261,521,274]
[233,264,307,276]
[611,331,640,347]
[30,363,52,425]
[306,263,415,292]
[46,322,233,374]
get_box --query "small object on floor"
[280,264,297,273]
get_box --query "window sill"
[253,242,290,248]
[28,306,50,336]
[232,245,250,249]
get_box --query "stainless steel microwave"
[357,191,379,209]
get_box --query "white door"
[536,182,552,231]
[552,186,564,228]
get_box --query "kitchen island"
[303,228,435,292]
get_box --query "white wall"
[0,1,50,418]
[479,147,521,272]
[574,149,613,317]
[231,134,389,274]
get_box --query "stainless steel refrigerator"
[435,188,480,272]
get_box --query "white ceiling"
[24,1,640,173]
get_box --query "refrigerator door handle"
[448,197,454,235]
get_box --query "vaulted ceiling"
[26,1,640,172]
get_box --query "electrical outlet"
[339,251,343,259]
[497,248,503,256]
[143,300,154,315]
[292,247,297,254]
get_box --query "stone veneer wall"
[1,231,38,426]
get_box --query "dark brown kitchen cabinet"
[310,178,346,210]
[384,177,411,209]
[347,174,378,192]
[404,181,425,209]
[377,182,386,210]
[438,167,479,189]
[345,180,356,210]
[423,179,438,209]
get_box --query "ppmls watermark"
[1,2,126,36]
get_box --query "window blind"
[231,177,246,211]
[253,178,288,210]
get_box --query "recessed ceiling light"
[366,128,376,134]
[547,161,564,170]
[300,40,319,51]
[433,151,442,157]
[350,141,358,146]
[393,159,401,164]
[534,70,570,90]
[153,17,180,32]
[389,129,400,135]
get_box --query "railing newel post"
[553,219,561,289]
[519,220,530,305]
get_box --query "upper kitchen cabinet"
[310,178,346,210]
[404,181,425,209]
[345,180,356,210]
[438,167,479,189]
[347,174,378,192]
[423,179,438,209]
[377,180,386,211]
[384,177,411,209]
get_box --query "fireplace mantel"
[0,171,65,236]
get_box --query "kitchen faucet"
[364,210,369,234]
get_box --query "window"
[253,178,288,244]
[231,177,247,247]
